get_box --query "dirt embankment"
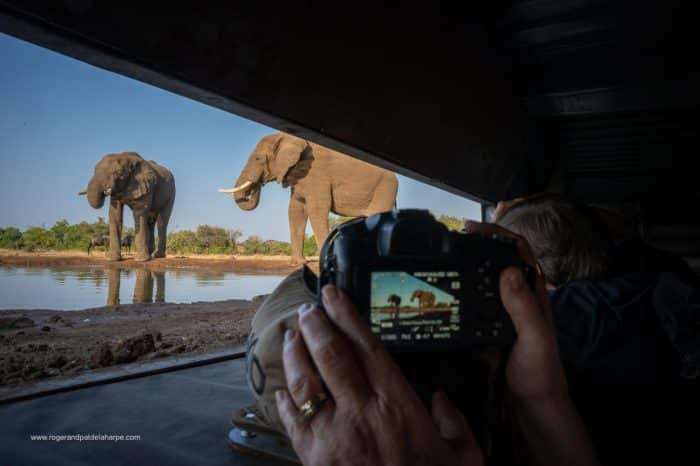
[0,296,267,390]
[0,249,319,273]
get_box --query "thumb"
[432,390,484,465]
[499,267,550,342]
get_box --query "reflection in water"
[107,268,120,306]
[107,269,166,306]
[0,266,285,311]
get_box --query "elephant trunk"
[86,177,106,209]
[232,173,261,211]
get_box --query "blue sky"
[0,33,480,241]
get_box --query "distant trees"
[330,213,472,232]
[437,214,471,231]
[329,215,356,230]
[0,212,470,255]
[167,225,242,254]
[0,227,22,249]
[0,218,111,251]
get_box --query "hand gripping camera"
[318,209,536,445]
[318,209,534,352]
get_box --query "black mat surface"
[0,358,282,465]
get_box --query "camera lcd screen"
[370,271,461,343]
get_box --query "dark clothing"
[551,240,700,465]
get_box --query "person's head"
[495,194,612,287]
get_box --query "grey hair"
[496,195,611,286]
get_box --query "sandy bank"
[0,297,267,396]
[0,249,318,273]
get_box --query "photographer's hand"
[275,286,484,466]
[465,221,599,466]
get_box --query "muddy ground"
[0,297,267,392]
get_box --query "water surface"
[0,266,286,310]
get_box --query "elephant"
[387,294,402,309]
[79,152,175,262]
[410,289,436,309]
[121,234,134,255]
[87,234,109,256]
[219,132,398,265]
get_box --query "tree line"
[0,214,470,256]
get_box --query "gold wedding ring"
[298,393,329,423]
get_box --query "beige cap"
[245,265,318,433]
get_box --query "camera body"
[318,209,534,352]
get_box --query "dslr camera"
[318,209,535,352]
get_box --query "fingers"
[499,267,551,345]
[283,328,325,409]
[493,200,513,222]
[432,390,484,465]
[296,303,371,406]
[276,389,307,444]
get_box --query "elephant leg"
[133,211,152,262]
[108,200,123,261]
[289,194,308,265]
[308,202,331,254]
[153,200,173,258]
[147,217,156,257]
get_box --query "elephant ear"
[125,157,157,200]
[270,135,309,186]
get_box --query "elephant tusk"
[78,190,87,196]
[103,188,112,196]
[218,180,253,194]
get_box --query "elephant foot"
[152,252,166,259]
[289,257,307,267]
[135,255,152,262]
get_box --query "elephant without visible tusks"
[387,294,402,308]
[80,152,175,262]
[410,290,436,309]
[219,132,398,265]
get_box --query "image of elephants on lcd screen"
[370,271,460,321]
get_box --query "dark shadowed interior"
[1,1,698,465]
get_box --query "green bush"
[328,215,356,230]
[437,215,471,231]
[20,226,56,251]
[166,226,242,254]
[167,230,199,254]
[0,227,22,249]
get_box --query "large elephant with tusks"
[410,290,436,309]
[219,133,398,265]
[80,152,175,262]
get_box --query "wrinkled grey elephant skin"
[221,133,398,265]
[81,152,175,262]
